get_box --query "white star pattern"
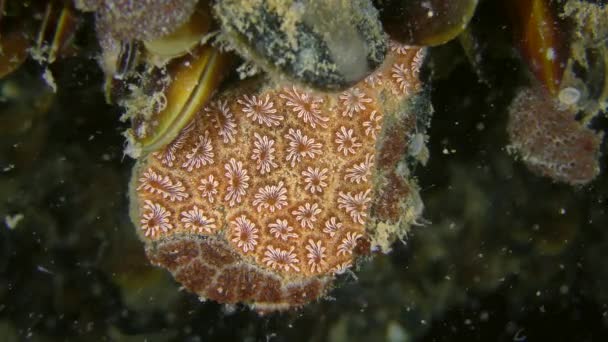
[337,189,372,224]
[335,126,362,156]
[339,87,372,117]
[252,181,288,213]
[344,154,374,184]
[238,94,283,126]
[152,121,193,167]
[301,167,329,194]
[280,86,329,128]
[389,41,411,55]
[412,49,425,75]
[251,133,278,175]
[262,245,300,272]
[292,202,322,229]
[331,260,353,275]
[182,130,214,171]
[230,215,258,253]
[323,217,343,237]
[198,174,219,203]
[180,206,216,233]
[224,158,250,207]
[337,231,363,256]
[305,239,327,273]
[284,128,322,167]
[137,168,189,202]
[268,218,298,241]
[204,99,237,144]
[363,110,382,139]
[140,200,173,237]
[365,72,383,88]
[391,63,412,95]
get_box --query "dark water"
[1,2,608,342]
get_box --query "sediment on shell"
[213,0,387,90]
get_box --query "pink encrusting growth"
[507,87,603,185]
[130,43,427,311]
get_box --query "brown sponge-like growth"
[507,86,603,185]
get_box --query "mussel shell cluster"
[77,0,483,154]
[0,0,483,156]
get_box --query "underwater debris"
[129,45,429,311]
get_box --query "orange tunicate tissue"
[129,42,429,312]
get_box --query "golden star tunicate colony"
[129,43,428,311]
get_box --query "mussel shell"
[508,0,569,96]
[125,45,233,157]
[1,0,79,77]
[0,31,29,79]
[376,0,479,46]
[89,0,200,41]
[143,4,214,63]
[35,1,80,64]
[215,0,387,91]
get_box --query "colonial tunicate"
[129,43,431,311]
